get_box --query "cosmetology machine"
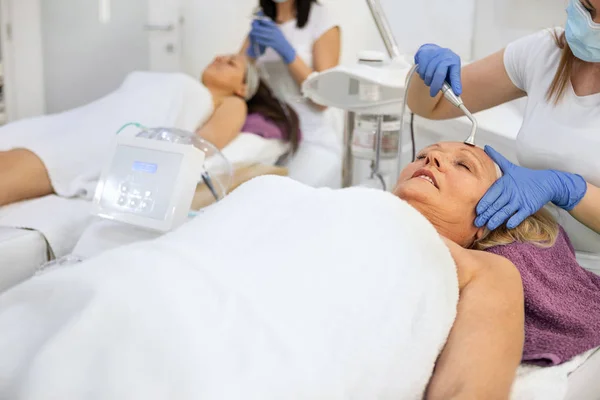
[302,0,478,190]
[91,125,232,233]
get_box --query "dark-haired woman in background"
[0,54,301,207]
[241,0,342,187]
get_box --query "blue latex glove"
[414,44,462,98]
[475,146,588,230]
[249,19,296,64]
[246,35,266,59]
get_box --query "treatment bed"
[0,66,343,293]
[0,132,293,292]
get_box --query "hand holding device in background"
[248,19,296,64]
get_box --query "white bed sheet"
[0,132,291,292]
[0,227,47,292]
[565,347,600,400]
[0,196,92,292]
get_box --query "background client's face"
[394,142,498,247]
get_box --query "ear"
[235,83,248,99]
[474,225,488,242]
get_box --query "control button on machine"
[140,199,154,212]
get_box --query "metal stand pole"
[342,111,355,188]
[341,0,403,189]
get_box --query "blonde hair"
[472,208,559,251]
[471,159,560,251]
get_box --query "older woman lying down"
[0,142,566,399]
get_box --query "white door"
[0,0,47,121]
[38,0,182,114]
[145,0,182,72]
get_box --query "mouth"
[411,169,439,189]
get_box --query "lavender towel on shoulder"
[486,227,600,366]
[241,112,301,142]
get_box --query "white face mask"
[565,0,600,62]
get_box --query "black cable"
[410,112,416,162]
[201,172,220,202]
[376,173,386,192]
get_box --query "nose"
[425,151,443,169]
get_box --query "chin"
[200,70,209,86]
[394,180,436,202]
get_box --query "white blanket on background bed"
[0,176,458,400]
[0,71,213,199]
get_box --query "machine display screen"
[132,161,158,173]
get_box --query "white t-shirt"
[256,3,340,150]
[504,28,600,270]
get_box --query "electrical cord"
[410,112,416,162]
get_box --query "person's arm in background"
[426,238,524,400]
[288,26,340,87]
[196,97,248,149]
[570,183,600,234]
[247,20,340,106]
[0,149,53,206]
[407,48,525,120]
[287,26,340,110]
[239,37,251,56]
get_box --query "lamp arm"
[366,0,401,59]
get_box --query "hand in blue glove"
[475,146,587,230]
[414,44,462,98]
[249,19,296,64]
[246,35,266,59]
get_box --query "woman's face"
[202,54,248,98]
[393,142,499,247]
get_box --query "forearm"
[287,56,326,110]
[406,75,451,120]
[426,256,524,400]
[570,182,600,234]
[287,55,312,88]
[0,149,53,206]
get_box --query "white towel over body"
[0,71,213,199]
[0,176,458,400]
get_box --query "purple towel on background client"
[486,227,600,366]
[241,112,302,142]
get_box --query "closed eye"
[457,162,471,172]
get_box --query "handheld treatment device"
[91,126,232,233]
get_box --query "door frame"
[0,0,46,121]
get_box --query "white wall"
[378,0,476,60]
[180,0,476,74]
[472,0,568,59]
[1,0,46,120]
[326,0,475,62]
[34,0,569,115]
[181,0,256,77]
[40,0,150,113]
